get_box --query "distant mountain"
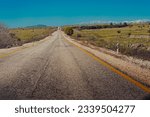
[25,24,48,28]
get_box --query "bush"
[76,33,82,38]
[74,33,82,40]
[0,24,14,48]
[64,27,74,36]
[117,30,121,34]
[128,33,131,37]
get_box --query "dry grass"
[71,23,150,60]
[10,27,56,43]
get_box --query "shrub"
[0,24,14,48]
[117,30,121,34]
[75,33,82,40]
[64,27,74,36]
[128,33,131,37]
[76,33,82,38]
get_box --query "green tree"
[64,27,74,36]
[123,22,128,26]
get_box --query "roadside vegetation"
[0,24,18,48]
[63,27,74,36]
[0,24,56,49]
[64,23,150,60]
[10,27,56,43]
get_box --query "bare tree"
[0,24,14,48]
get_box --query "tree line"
[77,22,128,30]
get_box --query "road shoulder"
[61,31,150,88]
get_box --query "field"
[10,27,56,43]
[71,23,150,60]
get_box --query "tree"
[123,22,128,26]
[110,22,113,26]
[64,27,74,36]
[0,24,14,48]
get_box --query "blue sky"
[0,0,150,27]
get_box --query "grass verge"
[67,23,150,60]
[9,27,56,44]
